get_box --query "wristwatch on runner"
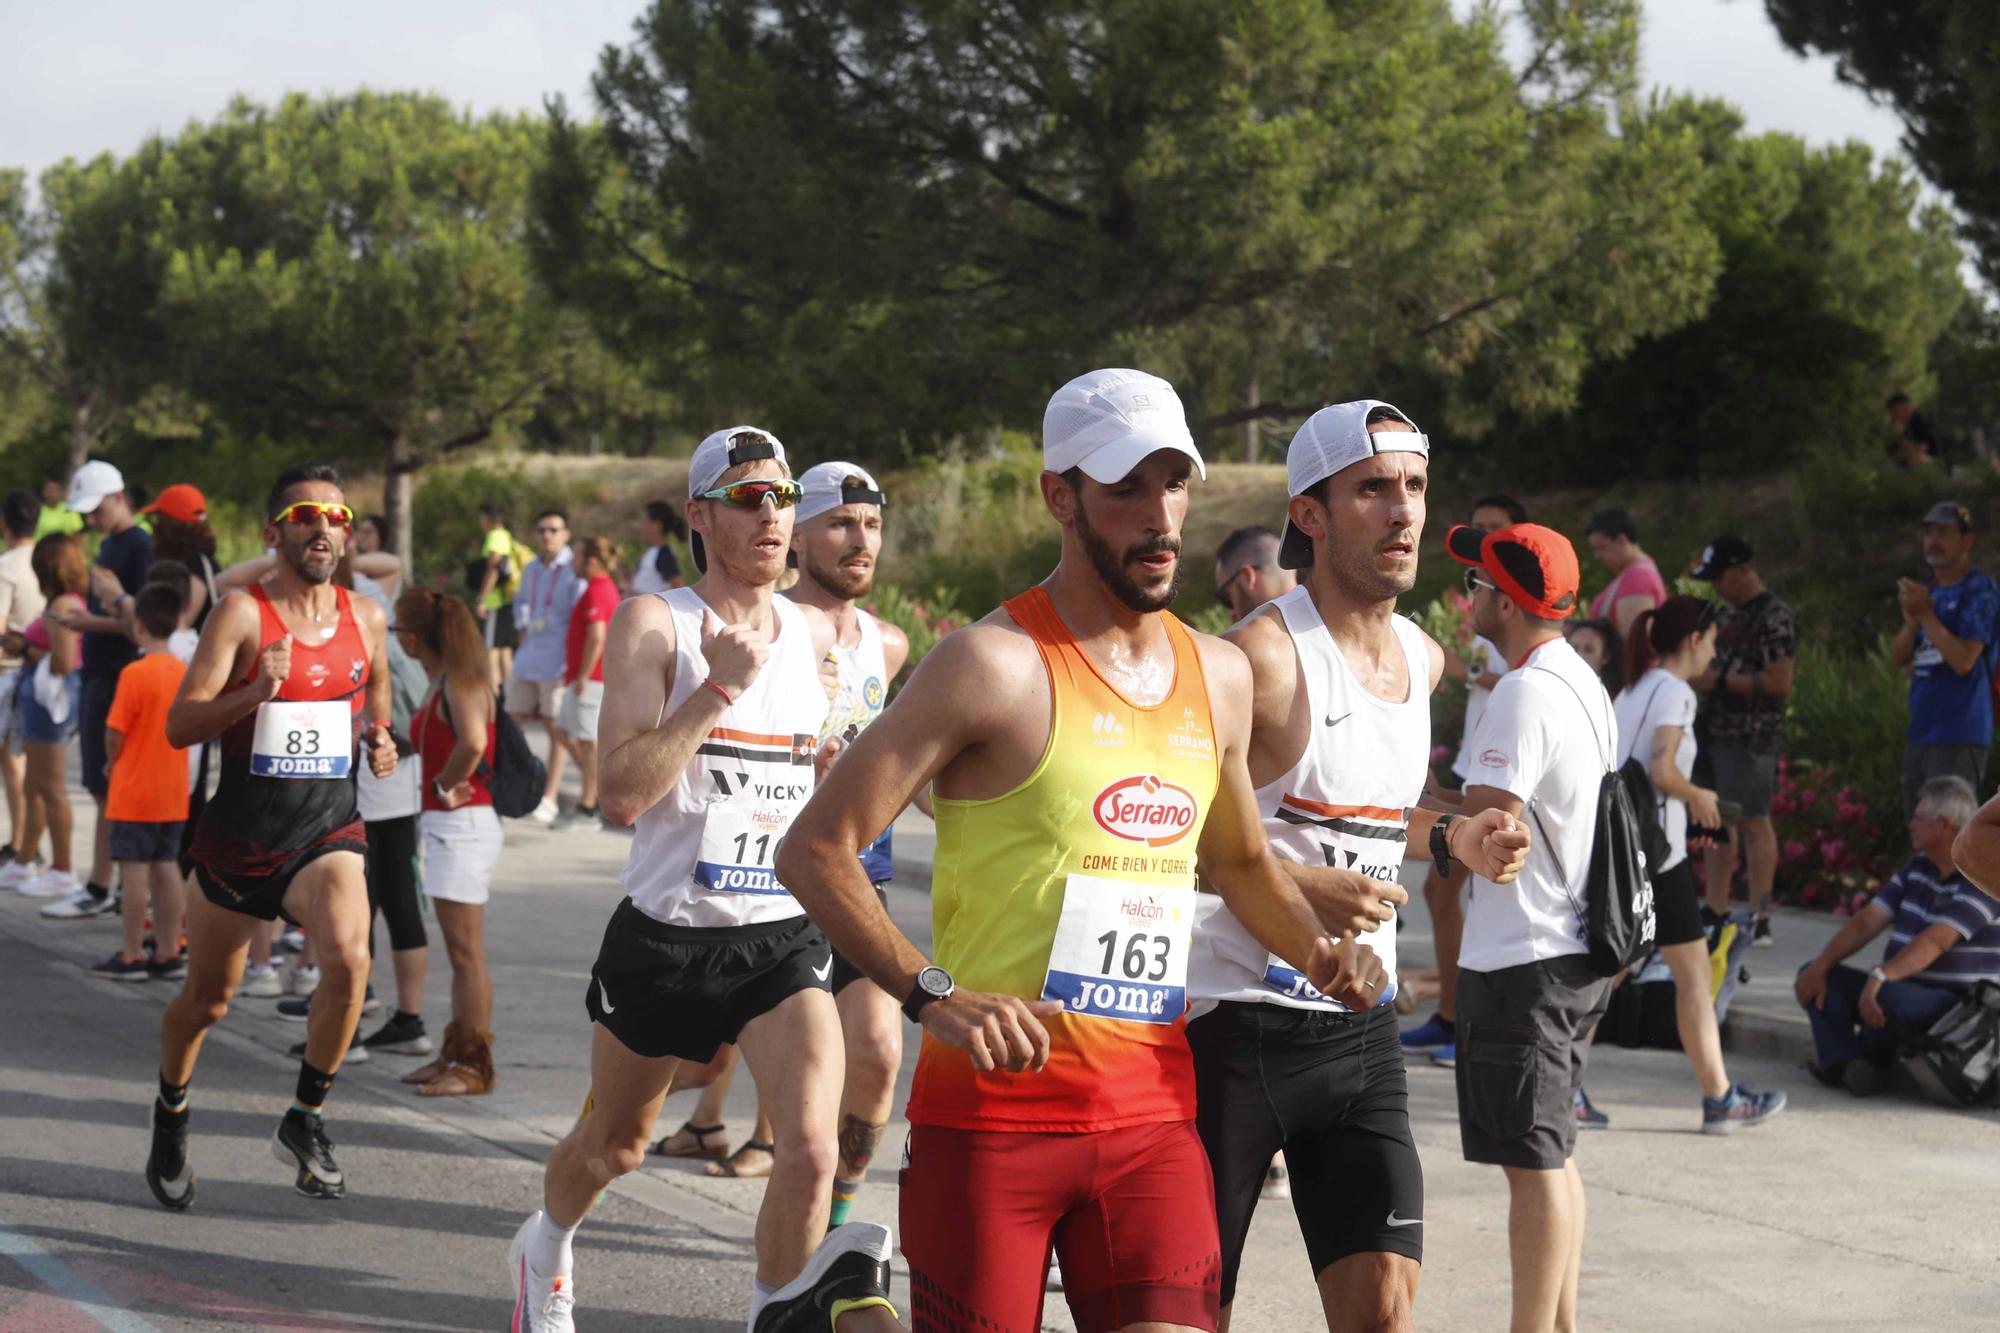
[1430,815,1459,877]
[902,965,955,1024]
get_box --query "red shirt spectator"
[564,551,620,685]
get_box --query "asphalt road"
[3,801,1998,1332]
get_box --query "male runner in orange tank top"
[778,369,1397,1333]
[146,462,398,1211]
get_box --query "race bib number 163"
[1041,873,1194,1025]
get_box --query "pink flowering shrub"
[1765,756,1899,910]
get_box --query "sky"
[1,0,1914,183]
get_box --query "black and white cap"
[687,426,787,498]
[687,426,788,573]
[796,462,885,525]
[1277,400,1429,570]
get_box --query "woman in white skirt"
[393,588,503,1097]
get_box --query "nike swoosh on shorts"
[596,977,616,1014]
[811,956,833,982]
[1386,1211,1422,1228]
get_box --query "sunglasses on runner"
[695,479,804,510]
[1464,568,1497,595]
[271,501,355,529]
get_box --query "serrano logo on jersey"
[1092,775,1197,847]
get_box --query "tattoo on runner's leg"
[838,1114,887,1178]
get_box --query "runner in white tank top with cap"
[781,461,913,1227]
[506,427,899,1333]
[1188,400,1533,1333]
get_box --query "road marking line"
[0,1219,162,1333]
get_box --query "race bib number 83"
[1041,872,1194,1024]
[251,700,352,779]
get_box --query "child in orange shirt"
[92,584,190,982]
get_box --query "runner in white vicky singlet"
[621,586,828,927]
[1189,584,1432,1012]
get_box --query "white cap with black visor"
[1277,399,1429,570]
[796,461,886,525]
[686,425,788,574]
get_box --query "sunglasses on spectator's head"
[272,501,354,529]
[696,478,803,511]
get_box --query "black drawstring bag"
[1524,666,1659,979]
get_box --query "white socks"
[746,1278,778,1330]
[529,1210,577,1277]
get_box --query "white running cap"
[1278,400,1428,570]
[796,461,885,525]
[1043,368,1206,484]
[688,426,787,498]
[68,459,126,514]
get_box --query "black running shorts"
[194,836,367,924]
[1651,858,1705,948]
[827,883,891,994]
[1188,1001,1423,1304]
[1455,953,1612,1171]
[584,899,833,1062]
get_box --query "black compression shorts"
[1188,1001,1423,1305]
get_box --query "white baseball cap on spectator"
[686,426,788,573]
[1277,400,1429,570]
[796,462,885,525]
[67,459,126,515]
[1043,369,1206,484]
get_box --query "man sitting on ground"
[1796,777,1999,1096]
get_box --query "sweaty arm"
[166,593,273,749]
[1222,609,1408,936]
[593,596,721,827]
[1954,794,2000,903]
[1194,635,1376,1007]
[777,623,1059,1072]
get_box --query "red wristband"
[701,678,734,707]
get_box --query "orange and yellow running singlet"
[906,586,1221,1133]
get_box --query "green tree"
[1515,97,1966,483]
[539,0,1718,458]
[154,93,557,554]
[0,160,182,480]
[1763,0,2000,287]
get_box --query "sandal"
[411,1019,493,1097]
[401,1057,447,1085]
[704,1140,775,1179]
[652,1120,731,1159]
[417,1063,493,1097]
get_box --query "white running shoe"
[1047,1252,1064,1291]
[1,858,45,892]
[40,881,113,917]
[530,797,559,825]
[507,1212,577,1333]
[15,865,68,898]
[1261,1159,1292,1201]
[239,965,284,999]
[287,963,322,996]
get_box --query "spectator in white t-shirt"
[1613,596,1785,1132]
[1406,494,1527,1065]
[626,500,686,598]
[1447,520,1610,1333]
[0,489,48,868]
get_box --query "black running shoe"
[360,1012,433,1056]
[273,1108,347,1200]
[146,1100,195,1211]
[753,1222,894,1332]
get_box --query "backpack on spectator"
[1525,665,1660,979]
[1901,981,2000,1109]
[439,689,548,819]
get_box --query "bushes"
[860,583,965,689]
[409,460,607,585]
